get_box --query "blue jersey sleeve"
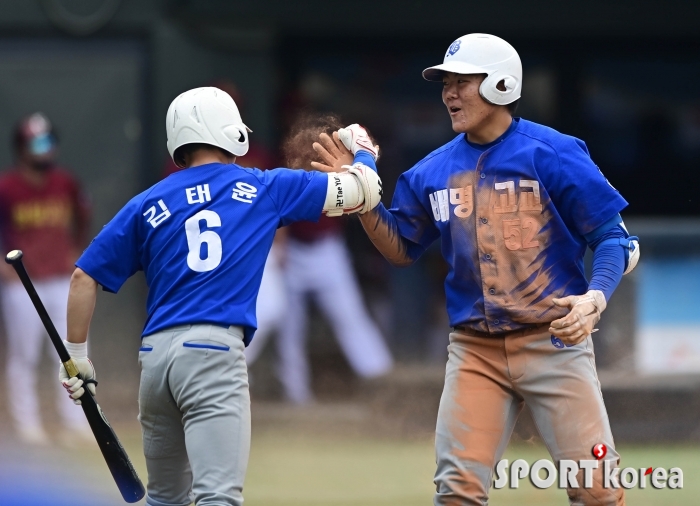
[588,228,626,301]
[76,196,143,293]
[545,137,628,237]
[388,171,440,254]
[260,168,327,226]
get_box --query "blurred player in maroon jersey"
[0,113,91,444]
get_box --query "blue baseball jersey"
[390,118,628,334]
[77,162,327,344]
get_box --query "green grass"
[244,431,436,506]
[242,431,698,506]
[101,424,698,505]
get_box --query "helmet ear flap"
[500,76,517,92]
[479,72,521,106]
[223,125,248,150]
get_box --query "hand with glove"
[337,124,380,160]
[549,290,607,346]
[58,340,97,405]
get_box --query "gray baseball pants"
[138,324,250,506]
[434,325,625,506]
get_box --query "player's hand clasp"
[549,290,606,346]
[310,132,354,173]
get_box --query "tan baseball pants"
[434,326,625,505]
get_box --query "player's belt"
[452,324,549,338]
[451,326,493,338]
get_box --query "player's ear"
[173,146,188,168]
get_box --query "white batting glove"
[58,341,96,405]
[549,290,606,346]
[344,163,383,214]
[338,124,379,161]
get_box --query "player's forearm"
[587,225,627,302]
[67,268,97,344]
[359,204,415,267]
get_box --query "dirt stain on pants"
[434,326,625,506]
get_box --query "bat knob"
[5,250,23,264]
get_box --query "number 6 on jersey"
[185,210,222,272]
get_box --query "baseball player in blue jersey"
[55,87,383,506]
[327,34,639,505]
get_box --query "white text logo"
[143,200,171,228]
[429,185,473,222]
[493,459,683,490]
[186,184,211,205]
[231,182,257,204]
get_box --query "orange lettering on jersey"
[521,218,540,248]
[503,219,522,250]
[12,199,71,230]
[493,181,517,214]
[519,180,543,212]
[502,218,541,251]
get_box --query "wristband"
[64,340,88,359]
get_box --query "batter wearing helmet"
[57,87,382,506]
[324,34,638,505]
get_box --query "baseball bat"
[5,250,145,503]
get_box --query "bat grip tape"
[63,358,80,378]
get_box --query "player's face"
[441,73,495,134]
[19,145,56,171]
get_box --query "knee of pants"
[567,465,626,506]
[434,455,491,506]
[144,455,193,506]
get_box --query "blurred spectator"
[276,113,393,404]
[0,113,91,444]
[243,240,287,366]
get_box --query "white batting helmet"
[166,87,250,165]
[423,33,522,106]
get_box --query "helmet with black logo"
[166,87,251,166]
